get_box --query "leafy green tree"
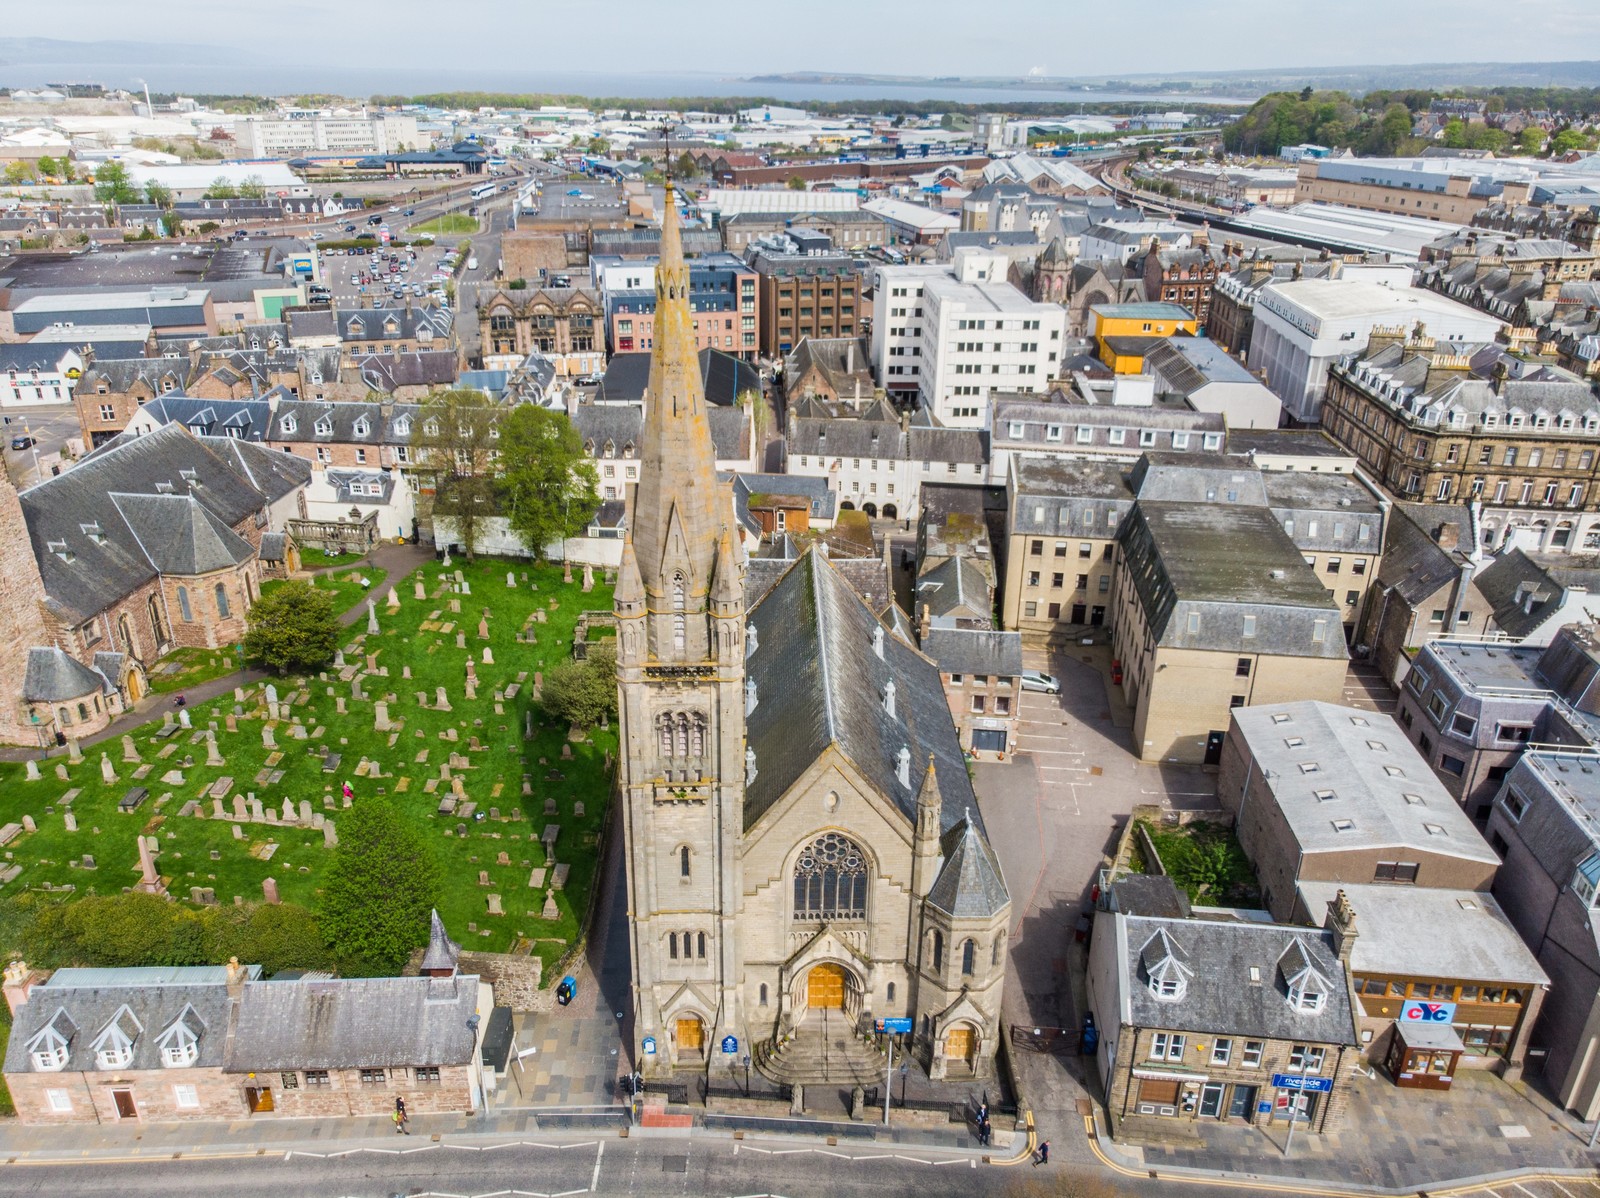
[587,137,610,155]
[242,579,339,675]
[319,800,442,974]
[674,151,697,178]
[206,902,335,974]
[498,405,599,560]
[35,155,57,176]
[237,174,266,199]
[143,180,172,207]
[92,161,140,204]
[205,176,238,200]
[1552,128,1592,156]
[3,161,35,185]
[787,175,806,190]
[1519,127,1547,156]
[542,642,617,729]
[413,389,501,560]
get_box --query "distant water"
[0,61,1255,106]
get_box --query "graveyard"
[0,556,617,980]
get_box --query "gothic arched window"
[656,711,706,759]
[961,938,976,976]
[792,832,868,921]
[932,931,945,973]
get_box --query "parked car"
[1020,669,1061,695]
[10,435,35,450]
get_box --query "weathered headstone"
[178,708,191,729]
[100,754,116,784]
[22,814,36,833]
[262,723,276,749]
[374,701,391,731]
[367,598,379,635]
[68,738,84,764]
[478,617,490,640]
[282,797,296,823]
[482,647,494,665]
[63,811,77,832]
[24,760,40,781]
[121,735,140,763]
[205,734,224,767]
[542,888,559,919]
[386,587,400,611]
[232,824,244,840]
[414,580,427,601]
[486,893,503,916]
[581,562,594,592]
[262,877,280,904]
[435,687,451,712]
[506,570,517,588]
[323,820,337,848]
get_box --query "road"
[3,402,81,486]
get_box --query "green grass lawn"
[146,646,243,695]
[0,558,615,981]
[263,567,389,627]
[412,213,478,235]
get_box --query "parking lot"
[314,239,457,309]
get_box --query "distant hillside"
[0,36,245,67]
[752,61,1600,98]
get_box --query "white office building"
[241,112,420,159]
[1247,277,1503,425]
[871,250,1067,430]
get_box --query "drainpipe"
[1119,1025,1142,1126]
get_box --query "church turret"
[614,541,646,666]
[910,755,943,901]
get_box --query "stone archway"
[863,502,878,518]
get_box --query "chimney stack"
[1324,889,1359,965]
[3,960,40,1016]
[1434,521,1460,551]
[225,955,245,1000]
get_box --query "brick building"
[1322,334,1600,555]
[1086,911,1359,1138]
[2,916,491,1124]
[2,423,308,745]
[477,287,604,376]
[745,244,863,357]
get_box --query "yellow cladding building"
[1090,302,1199,374]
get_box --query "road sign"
[720,1035,738,1055]
[642,1036,657,1055]
[1270,1073,1333,1093]
[875,1017,914,1035]
[1400,1000,1457,1024]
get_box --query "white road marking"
[589,1140,604,1192]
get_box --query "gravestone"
[178,708,191,729]
[25,760,40,781]
[335,696,347,715]
[461,578,471,596]
[486,893,503,916]
[402,666,412,680]
[496,851,510,866]
[367,599,379,635]
[435,687,451,712]
[528,868,546,888]
[552,863,570,890]
[478,617,490,640]
[482,647,494,665]
[543,797,557,816]
[68,738,84,764]
[205,735,224,767]
[573,800,585,818]
[233,795,247,820]
[542,889,559,920]
[299,799,313,824]
[581,562,594,592]
[63,811,77,832]
[100,754,117,784]
[121,735,139,763]
[334,649,347,668]
[232,824,244,840]
[225,714,237,734]
[22,814,36,833]
[81,853,95,869]
[55,763,69,781]
[212,798,226,820]
[387,587,400,611]
[374,701,391,731]
[456,632,467,650]
[478,870,491,886]
[262,724,276,749]
[506,571,516,588]
[323,821,337,848]
[414,580,427,601]
[262,877,280,904]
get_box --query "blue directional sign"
[642,1036,657,1055]
[1271,1073,1333,1093]
[876,1017,914,1035]
[720,1035,738,1054]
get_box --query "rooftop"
[1231,701,1501,861]
[1295,882,1548,985]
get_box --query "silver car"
[1020,669,1060,694]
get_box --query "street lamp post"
[742,1052,751,1098]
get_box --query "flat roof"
[15,287,208,313]
[1138,503,1336,608]
[1428,642,1547,693]
[1233,701,1501,861]
[1296,882,1548,985]
[1091,301,1196,321]
[1259,278,1495,325]
[1227,429,1353,459]
[31,322,152,343]
[42,964,263,987]
[1229,201,1468,261]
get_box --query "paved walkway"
[1105,1070,1600,1190]
[0,542,432,764]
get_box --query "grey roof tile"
[926,818,1010,919]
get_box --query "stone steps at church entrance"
[754,1013,888,1088]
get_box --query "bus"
[469,182,496,201]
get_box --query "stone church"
[615,184,1010,1087]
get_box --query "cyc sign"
[1400,1000,1457,1024]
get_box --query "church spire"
[629,180,724,623]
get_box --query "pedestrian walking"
[395,1096,407,1119]
[393,1109,408,1135]
[1033,1139,1050,1166]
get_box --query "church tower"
[615,180,747,1075]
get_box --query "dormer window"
[156,1004,204,1067]
[1573,853,1600,907]
[423,420,439,437]
[393,416,411,438]
[1139,928,1192,1002]
[1279,939,1330,1013]
[97,1042,133,1069]
[353,417,370,438]
[91,1004,141,1070]
[31,1038,69,1072]
[281,416,297,435]
[314,417,333,436]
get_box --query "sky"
[7,0,1600,77]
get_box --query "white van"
[466,256,479,271]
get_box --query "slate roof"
[137,394,272,441]
[226,975,480,1072]
[916,556,992,620]
[1107,913,1357,1044]
[419,909,462,974]
[570,403,748,463]
[926,818,1010,919]
[22,646,112,702]
[920,627,1023,677]
[77,356,188,395]
[332,305,455,343]
[20,423,282,623]
[744,550,978,836]
[259,531,287,562]
[0,343,78,372]
[596,348,760,407]
[3,978,236,1074]
[111,493,255,575]
[271,401,422,446]
[353,350,460,393]
[194,435,311,504]
[1374,503,1474,605]
[1117,502,1347,657]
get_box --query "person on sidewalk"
[1033,1140,1049,1166]
[393,1109,409,1135]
